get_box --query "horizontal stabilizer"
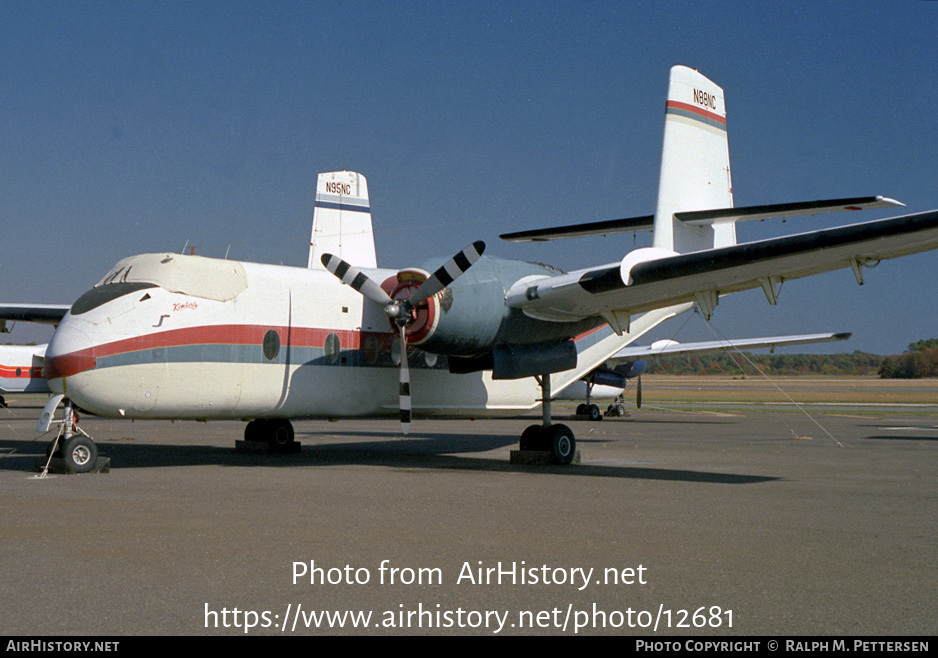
[676,196,904,226]
[499,196,902,242]
[500,215,655,242]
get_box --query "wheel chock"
[34,456,111,474]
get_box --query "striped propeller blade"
[409,241,485,306]
[398,326,412,436]
[321,253,392,306]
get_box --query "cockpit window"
[71,282,158,315]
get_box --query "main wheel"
[587,404,602,421]
[519,424,545,451]
[267,419,295,452]
[548,424,576,465]
[575,403,586,416]
[244,419,266,442]
[62,436,98,473]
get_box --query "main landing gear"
[574,378,604,421]
[517,373,577,465]
[242,418,299,453]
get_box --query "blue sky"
[2,1,936,354]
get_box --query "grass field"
[637,375,938,409]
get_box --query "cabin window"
[263,330,281,361]
[324,333,341,364]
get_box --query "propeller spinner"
[321,241,485,435]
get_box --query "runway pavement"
[1,399,935,635]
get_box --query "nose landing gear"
[39,401,106,475]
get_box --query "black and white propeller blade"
[398,326,412,436]
[407,241,485,307]
[321,241,485,436]
[320,254,393,306]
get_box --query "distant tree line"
[642,339,938,378]
[644,351,883,377]
[878,339,938,379]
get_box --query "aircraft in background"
[0,305,69,407]
[0,344,50,407]
[558,331,852,419]
[8,65,938,474]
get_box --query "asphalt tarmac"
[1,399,935,636]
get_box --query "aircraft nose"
[44,316,97,386]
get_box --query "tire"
[62,436,98,473]
[519,424,545,451]
[549,424,576,465]
[267,419,295,452]
[575,403,586,416]
[587,404,602,422]
[244,419,265,442]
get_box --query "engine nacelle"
[590,360,646,388]
[386,256,601,358]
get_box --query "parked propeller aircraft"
[0,305,70,406]
[7,65,938,474]
[0,344,50,407]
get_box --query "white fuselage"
[44,257,544,419]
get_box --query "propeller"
[398,325,411,435]
[636,374,642,409]
[322,241,486,435]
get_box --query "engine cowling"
[387,256,601,358]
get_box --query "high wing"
[604,331,851,366]
[0,303,71,329]
[505,209,938,329]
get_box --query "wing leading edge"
[0,304,71,329]
[507,209,938,326]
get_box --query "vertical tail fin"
[652,66,735,254]
[307,171,377,269]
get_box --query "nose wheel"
[243,419,298,453]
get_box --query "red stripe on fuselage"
[45,322,612,381]
[0,365,43,378]
[44,324,375,380]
